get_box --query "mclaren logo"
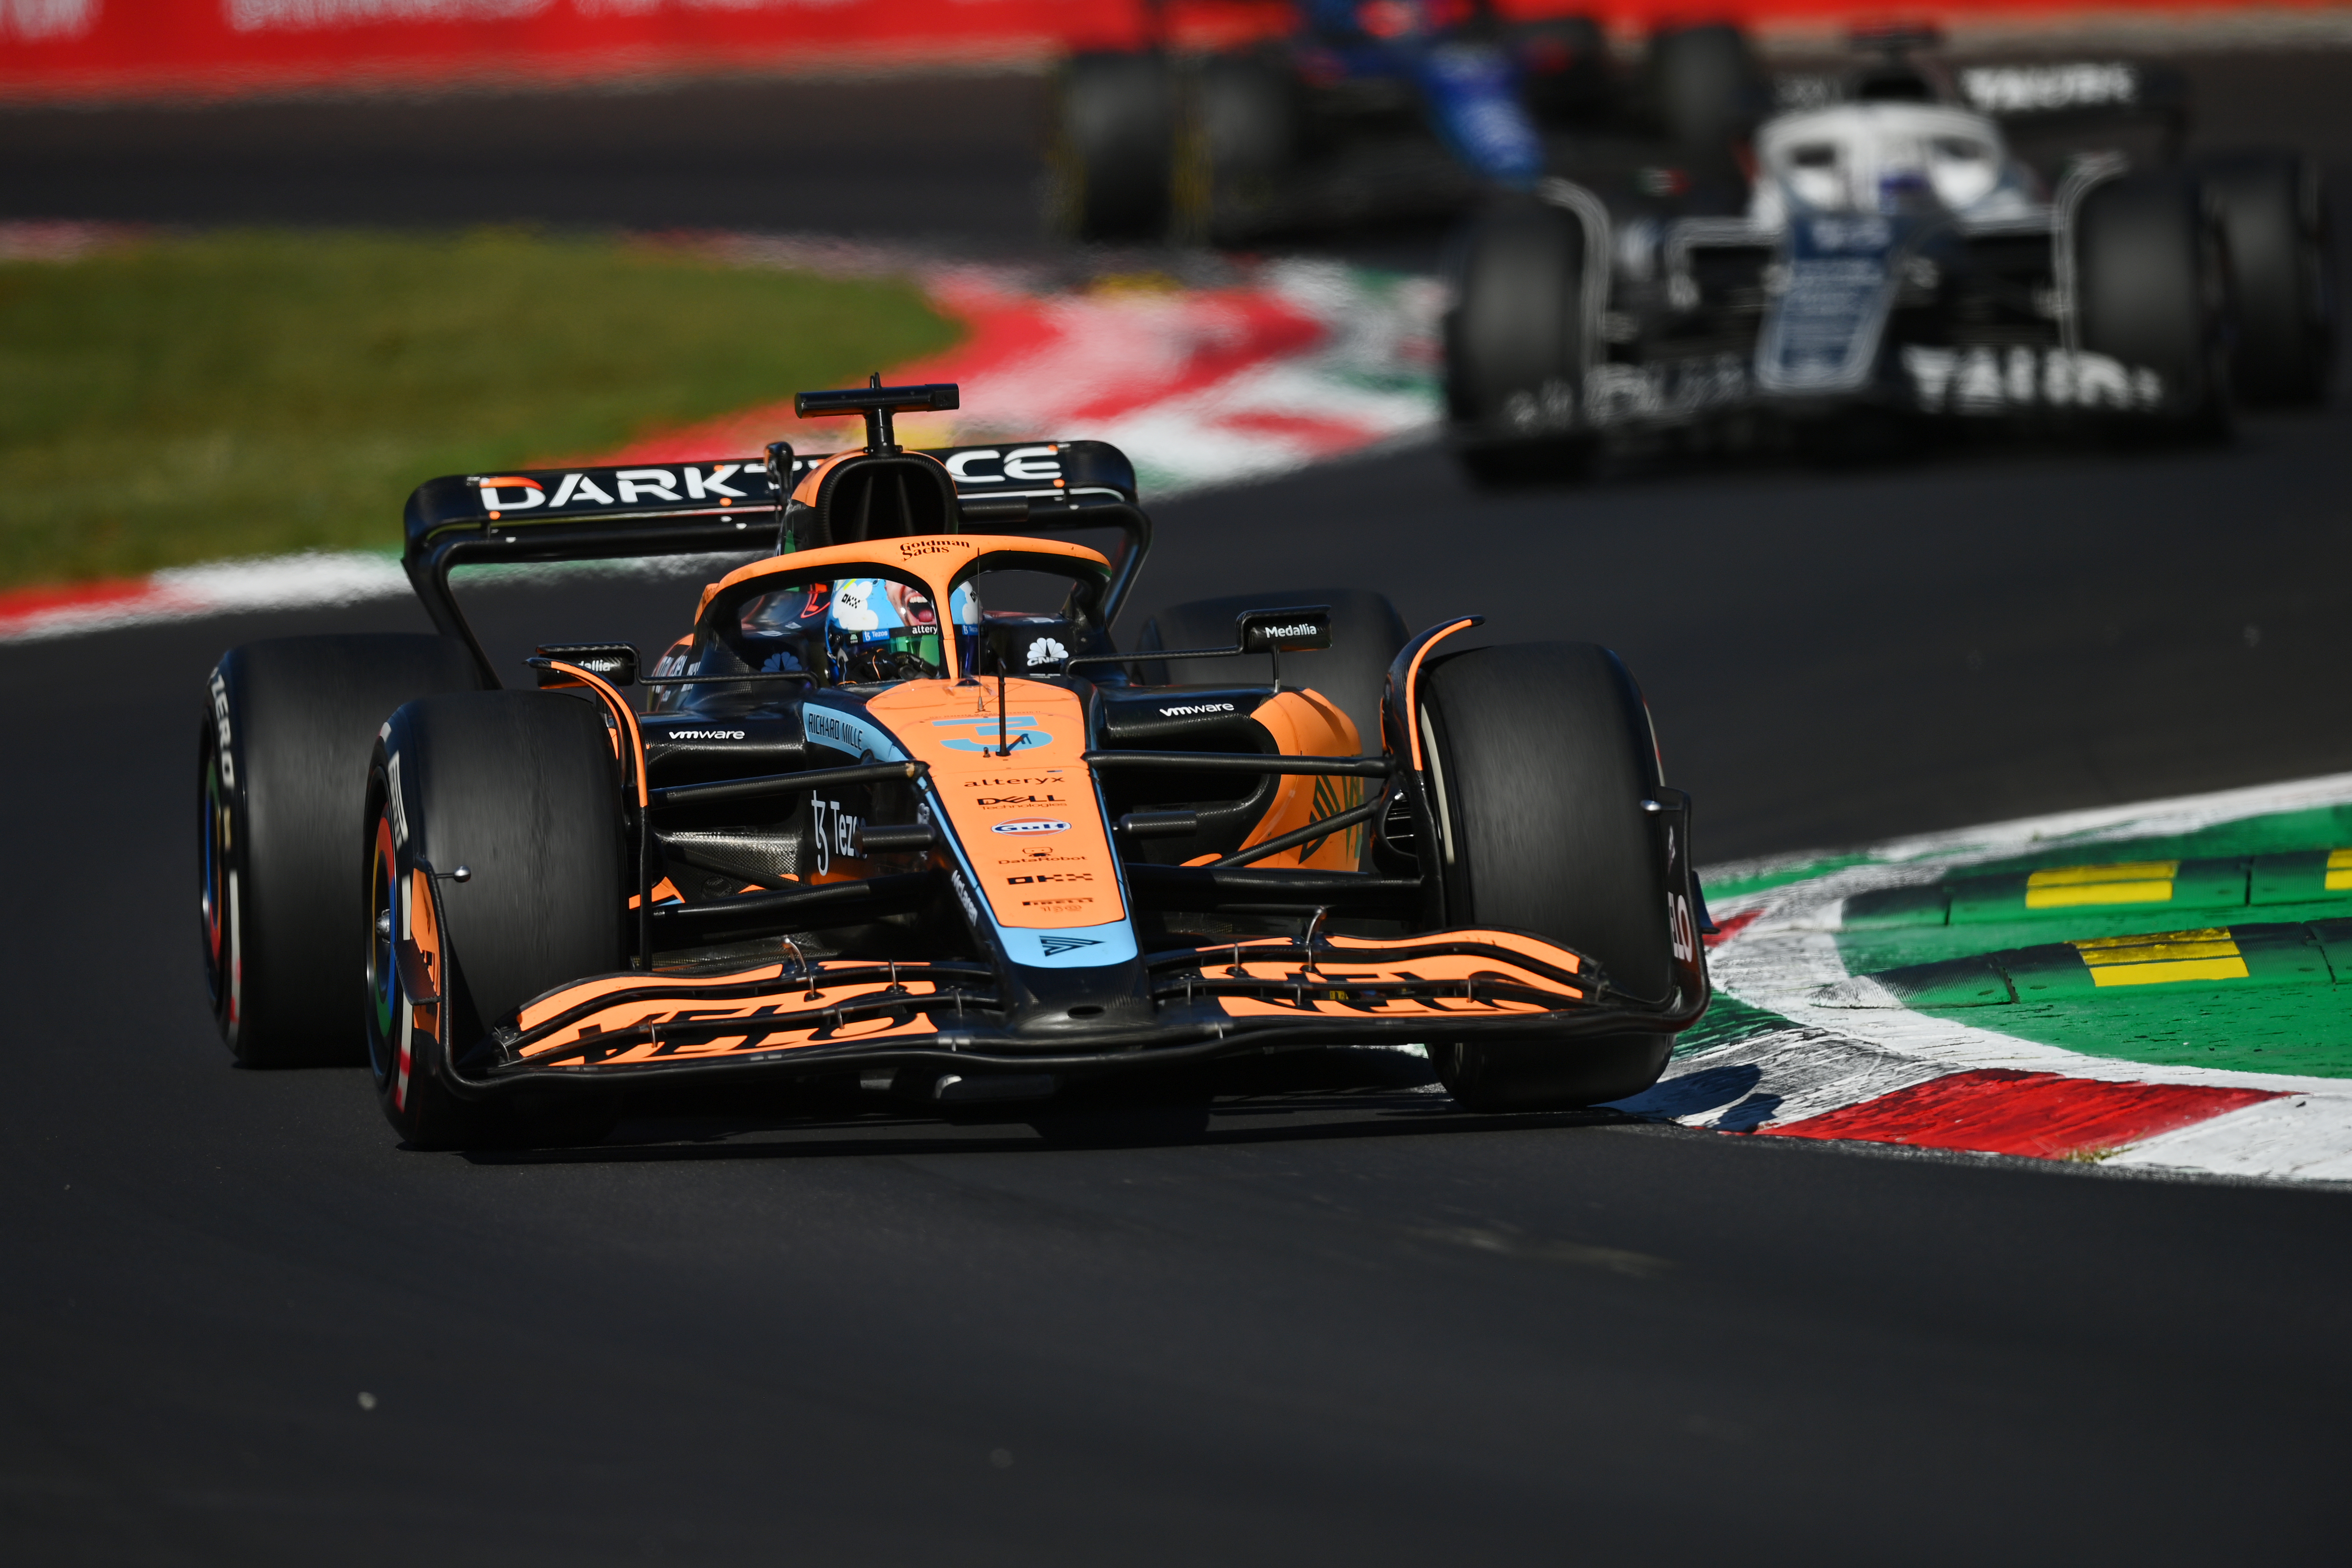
[1037,934,1101,958]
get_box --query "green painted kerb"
[1828,805,2352,1079]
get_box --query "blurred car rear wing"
[398,440,1150,687]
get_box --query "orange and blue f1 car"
[198,382,1711,1146]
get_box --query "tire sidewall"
[1413,642,1683,1110]
[197,667,247,1056]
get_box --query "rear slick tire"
[1415,642,1675,1112]
[199,633,481,1068]
[2074,169,2232,436]
[1047,52,1176,241]
[2194,150,2335,405]
[366,690,629,1150]
[1445,200,1593,483]
[1170,53,1299,247]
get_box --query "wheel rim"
[199,735,229,1013]
[366,810,401,1082]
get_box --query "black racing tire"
[1047,51,1176,242]
[1644,24,1765,159]
[198,634,481,1068]
[1444,199,1592,481]
[1134,586,1406,757]
[2193,149,2335,406]
[2075,169,2232,435]
[365,690,629,1150]
[1171,53,1300,247]
[1415,642,1675,1111]
[1510,14,1614,127]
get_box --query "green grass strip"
[0,228,960,588]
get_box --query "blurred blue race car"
[1048,3,1764,244]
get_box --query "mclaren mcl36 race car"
[1050,3,1768,245]
[197,381,1711,1147]
[1443,34,2336,479]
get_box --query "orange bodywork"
[1192,687,1363,870]
[867,679,1125,930]
[506,929,1588,1067]
[514,962,946,1064]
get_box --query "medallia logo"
[992,819,1070,836]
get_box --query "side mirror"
[534,642,639,688]
[1237,606,1332,653]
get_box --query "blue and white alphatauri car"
[1443,48,2335,476]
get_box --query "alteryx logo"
[993,819,1069,836]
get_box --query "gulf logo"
[992,819,1070,836]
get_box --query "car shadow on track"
[456,1067,1648,1168]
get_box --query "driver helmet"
[821,577,981,682]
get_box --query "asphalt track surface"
[8,54,2352,1565]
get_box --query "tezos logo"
[992,819,1070,836]
[811,796,864,874]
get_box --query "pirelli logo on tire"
[207,668,236,789]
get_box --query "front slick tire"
[1417,642,1676,1112]
[366,690,630,1151]
[199,633,480,1068]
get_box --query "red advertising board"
[0,0,2333,102]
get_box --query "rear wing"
[1769,58,2188,146]
[1954,61,2188,125]
[403,439,1139,554]
[399,439,1149,687]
